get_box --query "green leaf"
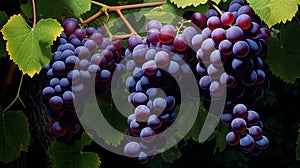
[169,0,225,8]
[21,0,91,20]
[80,99,127,147]
[161,145,182,164]
[1,15,63,77]
[296,124,300,160]
[267,22,300,83]
[246,0,300,27]
[205,123,228,154]
[48,133,100,168]
[0,107,30,163]
[0,11,8,57]
[144,2,209,27]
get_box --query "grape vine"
[0,0,300,168]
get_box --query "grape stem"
[208,0,223,16]
[31,0,36,27]
[3,74,25,113]
[82,1,166,40]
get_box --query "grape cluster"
[189,0,270,154]
[123,20,198,163]
[42,18,123,143]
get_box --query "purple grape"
[231,118,247,133]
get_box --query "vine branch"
[81,1,166,40]
[32,0,36,27]
[3,74,25,113]
[208,0,223,16]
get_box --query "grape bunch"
[122,20,199,163]
[42,18,124,143]
[189,0,270,155]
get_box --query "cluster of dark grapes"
[188,0,270,155]
[42,18,123,143]
[122,20,199,163]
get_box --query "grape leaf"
[161,145,182,164]
[1,15,63,77]
[246,0,300,27]
[21,0,91,20]
[267,22,300,83]
[169,0,225,8]
[296,124,300,160]
[0,11,8,57]
[205,123,228,154]
[80,99,127,147]
[48,133,101,168]
[0,107,30,163]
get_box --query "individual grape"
[132,44,148,63]
[207,16,222,30]
[230,0,242,6]
[146,20,162,31]
[201,38,216,55]
[221,113,233,125]
[229,3,242,12]
[70,38,81,47]
[42,87,55,100]
[89,32,103,44]
[154,51,170,68]
[145,49,156,61]
[147,28,160,44]
[221,12,235,25]
[50,78,60,87]
[199,75,211,90]
[52,61,67,76]
[52,51,63,61]
[88,64,101,76]
[135,105,151,122]
[255,136,269,149]
[74,46,90,59]
[165,96,176,111]
[191,34,204,50]
[232,58,249,72]
[51,121,67,136]
[246,22,260,37]
[130,119,142,133]
[132,92,148,107]
[236,14,252,30]
[196,48,210,64]
[140,127,156,143]
[211,28,226,43]
[84,40,98,53]
[142,60,158,77]
[219,39,233,55]
[65,55,80,69]
[231,118,247,133]
[124,141,141,158]
[220,72,236,88]
[260,28,271,41]
[137,152,149,164]
[207,64,221,79]
[233,40,250,58]
[57,43,75,51]
[246,110,260,126]
[226,26,244,42]
[209,81,225,98]
[54,85,62,94]
[128,35,143,51]
[173,34,188,51]
[205,9,219,18]
[249,125,263,139]
[159,25,176,44]
[210,50,224,66]
[67,70,80,84]
[79,59,89,70]
[256,69,266,84]
[167,61,180,77]
[152,97,167,112]
[62,20,77,35]
[226,131,240,146]
[182,26,198,45]
[240,134,255,149]
[100,69,111,82]
[191,12,207,29]
[59,78,70,90]
[147,115,162,130]
[49,96,64,110]
[233,104,248,118]
[74,28,86,40]
[90,53,106,68]
[63,91,75,104]
[238,5,255,19]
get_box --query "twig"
[208,0,223,16]
[3,74,25,113]
[32,0,36,27]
